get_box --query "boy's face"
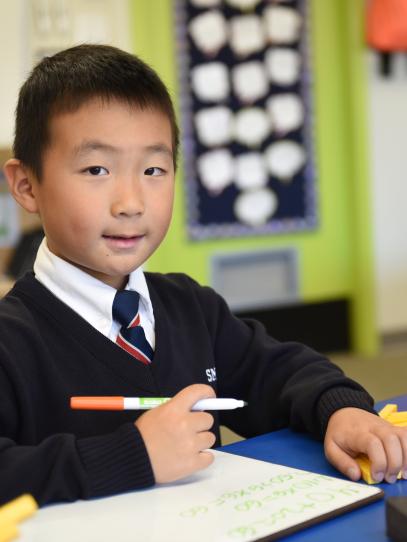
[32,98,175,289]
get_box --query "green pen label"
[140,397,170,407]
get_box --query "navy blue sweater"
[0,272,374,506]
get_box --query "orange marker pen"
[70,397,247,411]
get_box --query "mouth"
[103,234,144,240]
[102,234,145,249]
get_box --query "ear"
[3,159,40,214]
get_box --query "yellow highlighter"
[0,495,38,542]
[356,404,406,484]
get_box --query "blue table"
[222,395,407,542]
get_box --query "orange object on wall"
[366,0,407,51]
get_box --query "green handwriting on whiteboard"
[178,470,363,539]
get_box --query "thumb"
[325,440,361,481]
[172,384,216,410]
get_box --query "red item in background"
[366,0,407,51]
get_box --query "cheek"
[54,196,100,237]
[155,194,174,231]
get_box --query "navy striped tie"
[112,290,153,365]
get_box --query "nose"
[111,177,145,217]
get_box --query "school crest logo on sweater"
[206,367,217,383]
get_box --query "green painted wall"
[130,0,377,354]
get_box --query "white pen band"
[191,398,247,411]
[122,398,247,410]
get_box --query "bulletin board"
[175,0,317,240]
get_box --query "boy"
[1,44,406,507]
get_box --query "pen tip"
[243,401,248,406]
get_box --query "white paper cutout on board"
[226,0,261,10]
[230,15,265,57]
[234,187,278,226]
[197,149,234,194]
[267,93,304,134]
[232,61,269,103]
[234,107,272,147]
[264,6,302,44]
[191,0,221,7]
[195,106,233,146]
[189,10,228,55]
[265,140,307,181]
[265,48,302,86]
[234,153,268,190]
[191,62,230,102]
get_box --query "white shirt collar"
[33,238,154,337]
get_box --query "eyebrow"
[144,143,173,160]
[72,140,173,160]
[72,140,118,158]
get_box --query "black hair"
[13,44,179,179]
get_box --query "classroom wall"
[131,0,377,354]
[0,2,26,147]
[367,52,407,334]
[0,0,132,142]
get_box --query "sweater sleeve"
[0,364,154,507]
[191,280,375,440]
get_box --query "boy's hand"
[324,407,407,483]
[135,384,216,484]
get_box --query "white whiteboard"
[20,451,383,542]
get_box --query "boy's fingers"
[196,450,215,471]
[400,431,407,478]
[172,384,216,410]
[356,433,387,482]
[358,429,404,482]
[377,427,407,482]
[193,412,215,432]
[380,432,403,482]
[196,430,216,451]
[326,410,407,483]
[325,440,361,481]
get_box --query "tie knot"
[112,290,140,327]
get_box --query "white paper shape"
[234,187,278,226]
[191,0,221,7]
[189,11,228,55]
[191,63,229,102]
[226,0,261,9]
[265,140,307,181]
[195,106,233,146]
[197,149,234,194]
[265,48,302,86]
[264,6,302,44]
[234,107,271,147]
[230,15,265,57]
[232,61,268,103]
[267,93,304,133]
[234,153,268,190]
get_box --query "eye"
[83,166,109,176]
[144,167,165,176]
